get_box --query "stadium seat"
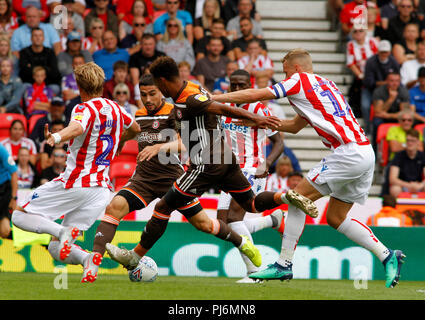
[113,139,139,163]
[109,161,137,191]
[376,123,398,167]
[0,113,28,137]
[28,114,45,135]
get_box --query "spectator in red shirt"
[340,0,380,36]
[0,0,18,38]
[116,0,154,26]
[13,0,49,22]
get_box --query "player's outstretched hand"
[137,144,161,162]
[252,115,281,129]
[44,123,55,147]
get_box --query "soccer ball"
[128,256,158,282]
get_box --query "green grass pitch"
[1,272,425,300]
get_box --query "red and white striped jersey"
[220,102,276,168]
[0,137,37,161]
[55,97,134,189]
[346,37,378,74]
[238,54,274,71]
[265,173,289,193]
[268,72,369,150]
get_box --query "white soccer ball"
[128,256,158,282]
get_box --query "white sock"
[12,210,63,238]
[280,192,290,205]
[244,215,273,234]
[48,240,90,265]
[337,216,390,262]
[229,221,258,274]
[277,205,306,267]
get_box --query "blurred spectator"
[231,16,267,61]
[409,66,425,123]
[103,60,135,104]
[113,83,138,116]
[118,0,154,42]
[93,30,130,80]
[192,37,230,91]
[82,17,104,55]
[0,119,37,165]
[226,0,263,41]
[57,31,93,77]
[64,95,81,120]
[153,0,194,44]
[392,23,420,66]
[38,120,67,170]
[254,73,286,119]
[16,146,40,189]
[23,66,54,118]
[178,60,201,85]
[386,109,423,161]
[11,6,61,56]
[401,41,425,89]
[380,0,399,30]
[84,0,118,38]
[221,0,259,24]
[194,18,233,61]
[47,0,87,17]
[237,38,274,87]
[0,58,24,114]
[265,156,293,192]
[389,128,425,197]
[367,194,413,226]
[151,0,167,11]
[0,34,18,76]
[120,16,154,55]
[366,3,385,40]
[50,0,85,39]
[29,96,69,150]
[0,143,17,239]
[13,0,49,22]
[339,0,368,36]
[0,0,19,38]
[346,24,379,118]
[117,0,154,27]
[40,146,67,184]
[212,60,238,94]
[362,40,400,133]
[129,33,165,86]
[156,17,195,70]
[193,0,221,42]
[372,71,410,145]
[287,171,304,190]
[385,0,420,45]
[61,53,85,102]
[18,27,61,95]
[57,12,77,52]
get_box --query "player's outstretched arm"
[137,135,186,162]
[206,101,281,129]
[212,87,275,105]
[276,114,308,133]
[44,122,84,147]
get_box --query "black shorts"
[0,180,12,220]
[164,162,254,217]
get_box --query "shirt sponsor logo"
[220,120,249,134]
[99,105,112,115]
[138,132,162,143]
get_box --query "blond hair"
[162,17,184,43]
[276,156,293,171]
[74,62,105,97]
[282,48,313,71]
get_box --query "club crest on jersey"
[194,94,208,102]
[152,120,160,129]
[75,104,85,113]
[176,109,183,119]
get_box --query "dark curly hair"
[149,56,180,82]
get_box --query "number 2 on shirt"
[95,134,113,166]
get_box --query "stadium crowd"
[0,0,305,239]
[328,0,425,226]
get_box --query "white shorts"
[307,142,375,205]
[20,180,112,231]
[217,167,266,211]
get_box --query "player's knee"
[10,210,24,228]
[47,240,60,260]
[154,198,173,215]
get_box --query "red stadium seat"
[113,139,139,163]
[376,123,398,167]
[0,113,28,137]
[28,114,45,135]
[109,161,137,191]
